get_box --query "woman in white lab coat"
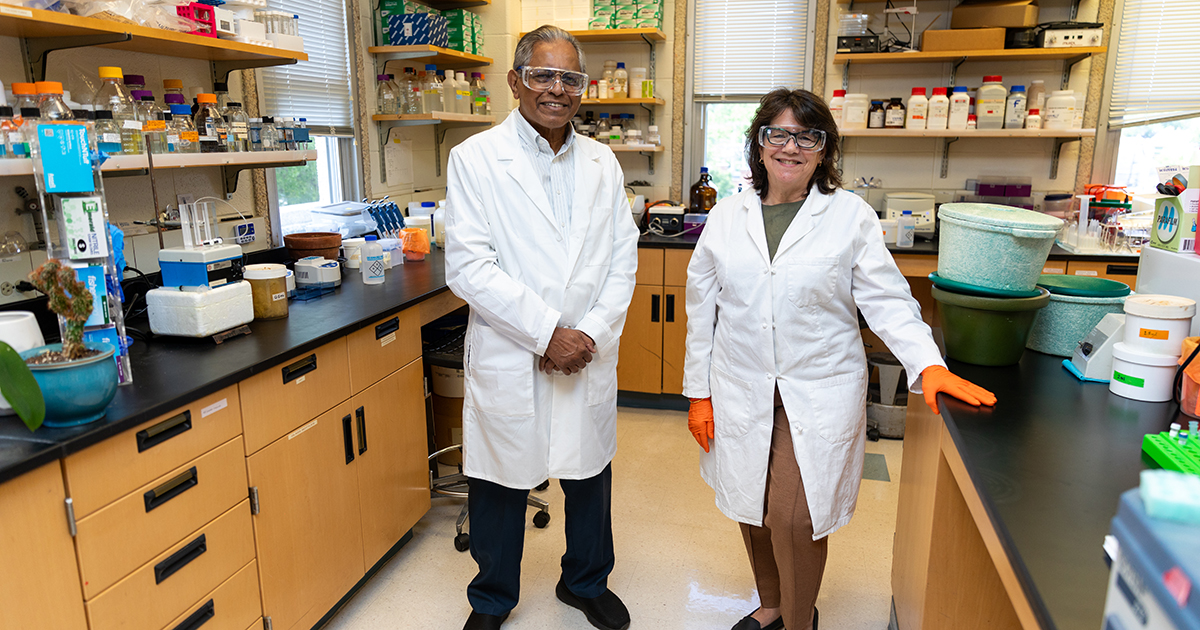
[682,89,996,630]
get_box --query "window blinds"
[693,0,809,99]
[260,0,354,133]
[1108,0,1200,129]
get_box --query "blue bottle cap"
[953,86,968,93]
[366,235,378,241]
[169,104,191,115]
[422,201,435,207]
[1012,85,1025,92]
[701,166,709,173]
[425,64,437,71]
[600,113,610,118]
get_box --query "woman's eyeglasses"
[758,127,826,151]
[520,66,589,96]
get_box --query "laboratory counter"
[894,351,1178,630]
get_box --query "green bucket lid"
[938,202,1064,231]
[1036,274,1131,298]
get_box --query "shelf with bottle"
[372,112,494,126]
[832,47,1106,65]
[840,128,1096,138]
[0,150,317,178]
[519,28,666,43]
[367,45,493,70]
[580,97,665,106]
[608,144,664,153]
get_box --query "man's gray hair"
[512,25,587,74]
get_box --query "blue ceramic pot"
[20,342,118,428]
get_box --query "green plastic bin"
[933,285,1051,366]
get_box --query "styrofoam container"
[147,281,254,337]
[1027,292,1127,357]
[937,203,1064,293]
[1123,294,1197,357]
[1109,342,1178,402]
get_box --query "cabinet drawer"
[347,308,421,393]
[76,437,248,600]
[636,248,664,285]
[1066,260,1139,290]
[240,338,351,454]
[65,386,241,518]
[663,249,693,287]
[893,254,939,278]
[162,559,261,630]
[87,500,256,630]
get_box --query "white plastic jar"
[1122,294,1197,356]
[843,93,870,129]
[879,219,898,243]
[976,75,1006,130]
[829,89,846,126]
[1109,342,1179,402]
[1045,90,1076,130]
[906,87,928,130]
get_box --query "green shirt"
[762,200,805,261]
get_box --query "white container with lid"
[976,75,1006,130]
[829,89,846,126]
[342,237,366,268]
[879,219,898,243]
[843,93,870,129]
[937,203,1064,292]
[1109,342,1179,402]
[1122,295,1197,357]
[906,87,928,130]
[1045,90,1075,130]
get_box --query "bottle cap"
[20,108,40,118]
[378,74,390,80]
[130,90,152,100]
[967,114,977,120]
[833,89,846,97]
[161,112,173,121]
[890,97,902,103]
[617,62,625,68]
[701,166,709,173]
[214,82,228,92]
[932,87,947,95]
[872,100,883,104]
[124,74,145,86]
[164,79,183,90]
[262,116,274,123]
[11,82,36,95]
[422,201,435,207]
[903,210,912,215]
[140,95,156,102]
[425,64,437,71]
[911,87,925,96]
[35,81,63,95]
[1011,85,1025,92]
[95,109,114,120]
[197,93,217,104]
[1028,108,1040,115]
[404,67,414,73]
[471,72,482,78]
[0,106,13,117]
[227,102,241,108]
[590,80,598,85]
[98,66,123,79]
[365,235,378,241]
[169,104,191,116]
[649,125,658,132]
[952,86,968,93]
[164,94,186,105]
[983,75,1002,82]
[600,112,609,118]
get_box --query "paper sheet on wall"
[384,139,414,184]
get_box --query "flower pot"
[20,342,118,428]
[284,232,342,262]
[932,285,1051,366]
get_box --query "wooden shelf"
[420,0,489,8]
[580,97,665,105]
[0,149,316,177]
[609,144,663,152]
[372,112,495,127]
[520,28,666,43]
[833,47,1106,65]
[368,45,493,69]
[840,128,1096,138]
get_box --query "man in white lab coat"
[444,25,639,630]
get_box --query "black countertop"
[0,250,453,485]
[939,352,1178,630]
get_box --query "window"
[275,136,362,236]
[1114,118,1200,194]
[688,0,813,202]
[260,0,355,133]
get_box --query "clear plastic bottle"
[976,75,1006,130]
[906,88,927,130]
[843,93,870,129]
[608,122,624,145]
[361,235,385,284]
[161,111,177,153]
[12,83,38,113]
[137,96,169,154]
[260,116,279,151]
[948,86,971,130]
[828,89,846,126]
[897,210,915,248]
[225,102,250,152]
[193,93,227,153]
[0,106,14,159]
[93,110,124,154]
[422,64,442,113]
[602,60,616,89]
[412,70,428,115]
[453,72,470,114]
[377,74,399,115]
[36,82,74,120]
[470,72,489,116]
[441,72,458,114]
[124,74,145,93]
[16,109,39,158]
[1027,80,1046,114]
[93,67,142,154]
[297,117,311,150]
[927,87,950,130]
[169,104,200,154]
[249,118,263,151]
[647,124,661,146]
[612,62,628,98]
[405,68,423,114]
[594,113,611,144]
[213,81,231,115]
[1004,85,1027,129]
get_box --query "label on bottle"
[868,110,884,127]
[978,98,1004,116]
[166,134,180,146]
[232,122,248,139]
[457,89,470,101]
[7,132,21,144]
[144,120,166,132]
[885,109,905,127]
[250,128,261,143]
[122,119,143,131]
[101,133,121,144]
[181,131,199,142]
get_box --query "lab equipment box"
[951,0,1039,29]
[1150,191,1198,253]
[921,28,1005,52]
[386,13,448,47]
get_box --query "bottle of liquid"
[278,117,294,150]
[377,74,398,115]
[441,72,457,114]
[163,79,185,100]
[843,93,870,130]
[690,167,717,214]
[884,98,906,129]
[897,210,915,248]
[11,83,38,114]
[225,102,250,152]
[411,70,427,115]
[612,62,628,98]
[422,64,442,113]
[948,86,971,130]
[36,82,73,120]
[602,60,616,89]
[389,74,407,114]
[453,72,469,114]
[1024,108,1042,130]
[169,104,200,154]
[193,93,227,153]
[93,110,124,154]
[868,100,885,128]
[1045,90,1075,130]
[0,106,15,159]
[249,118,262,151]
[608,121,624,145]
[621,113,637,136]
[297,118,311,150]
[16,109,39,158]
[647,125,661,146]
[361,235,385,284]
[587,80,598,99]
[828,89,846,126]
[471,72,489,116]
[213,81,231,115]
[161,111,176,153]
[597,79,609,100]
[93,66,143,154]
[1027,80,1046,114]
[406,68,423,114]
[906,88,927,130]
[137,96,169,153]
[1004,85,1027,129]
[594,113,611,144]
[927,87,950,130]
[976,75,1006,130]
[260,116,279,151]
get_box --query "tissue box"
[1150,190,1199,253]
[147,282,254,338]
[387,13,448,46]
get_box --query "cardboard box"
[951,0,1039,29]
[921,27,1006,52]
[387,13,448,47]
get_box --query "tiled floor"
[323,407,903,630]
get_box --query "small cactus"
[28,259,93,361]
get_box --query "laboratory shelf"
[608,145,664,152]
[0,150,317,177]
[372,112,495,127]
[520,28,666,43]
[368,45,493,69]
[840,128,1097,138]
[581,97,666,105]
[832,47,1106,65]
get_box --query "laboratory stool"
[866,352,907,440]
[430,449,551,552]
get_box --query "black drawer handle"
[665,293,675,323]
[651,294,660,323]
[375,316,400,339]
[342,414,355,464]
[356,406,368,455]
[172,599,214,630]
[282,354,317,384]
[1106,264,1138,276]
[154,534,206,584]
[136,410,192,453]
[144,466,198,513]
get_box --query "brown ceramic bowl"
[284,232,342,261]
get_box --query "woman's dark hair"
[746,88,843,198]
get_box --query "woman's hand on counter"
[921,365,997,410]
[688,398,715,453]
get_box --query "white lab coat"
[683,186,944,538]
[445,110,639,489]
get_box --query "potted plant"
[0,341,45,431]
[19,259,119,427]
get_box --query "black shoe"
[555,577,631,630]
[813,606,818,630]
[730,611,784,630]
[463,611,509,630]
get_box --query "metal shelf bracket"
[842,61,850,91]
[222,159,308,198]
[1060,53,1090,90]
[638,151,656,175]
[939,137,960,179]
[949,56,967,87]
[212,58,299,84]
[24,33,131,81]
[1049,137,1082,179]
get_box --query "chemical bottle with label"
[828,89,846,126]
[612,62,628,98]
[36,82,73,121]
[1045,90,1075,130]
[377,74,398,115]
[137,95,169,153]
[976,75,1006,129]
[442,72,459,114]
[868,100,885,128]
[160,111,177,153]
[407,69,424,115]
[948,86,971,130]
[470,72,489,116]
[927,87,949,130]
[897,210,915,248]
[213,82,231,114]
[169,104,200,153]
[690,167,718,214]
[225,102,250,152]
[905,88,927,130]
[93,67,143,154]
[193,93,227,153]
[93,110,124,154]
[260,116,279,151]
[1004,85,1027,129]
[422,65,443,113]
[0,107,15,159]
[884,97,906,129]
[594,113,611,144]
[455,72,472,114]
[361,235,386,285]
[1024,108,1042,129]
[843,93,869,129]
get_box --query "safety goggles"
[758,126,827,151]
[519,66,589,96]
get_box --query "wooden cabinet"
[240,338,351,455]
[617,284,664,393]
[0,462,88,630]
[163,559,263,630]
[347,309,422,393]
[1066,260,1139,290]
[618,247,692,394]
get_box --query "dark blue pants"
[466,464,614,615]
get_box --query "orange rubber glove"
[688,398,714,453]
[921,365,997,409]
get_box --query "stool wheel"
[532,510,551,529]
[535,480,550,491]
[454,533,470,552]
[867,427,881,442]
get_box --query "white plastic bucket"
[1110,342,1178,402]
[879,219,898,243]
[343,237,366,269]
[1122,295,1197,357]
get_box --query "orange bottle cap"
[35,81,63,95]
[12,83,36,95]
[164,79,183,89]
[197,93,217,104]
[98,66,124,79]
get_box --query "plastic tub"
[243,263,289,320]
[1109,342,1178,402]
[880,219,898,243]
[1042,193,1074,219]
[937,203,1063,293]
[932,285,1051,366]
[342,237,365,269]
[1123,295,1197,357]
[1027,293,1127,357]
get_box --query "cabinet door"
[0,462,88,630]
[354,358,432,569]
[240,338,351,455]
[661,286,689,395]
[247,401,365,630]
[346,309,421,394]
[617,284,664,393]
